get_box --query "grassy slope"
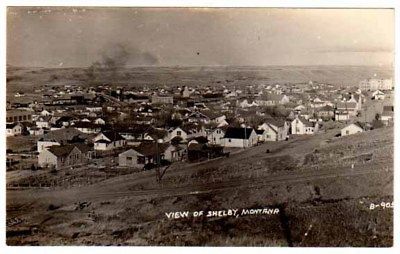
[6,127,393,246]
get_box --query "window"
[127,156,132,161]
[228,139,231,142]
[213,138,216,141]
[346,130,349,135]
[177,131,181,136]
[296,128,300,132]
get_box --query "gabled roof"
[264,118,286,128]
[39,127,87,143]
[294,117,314,127]
[6,123,21,129]
[133,142,170,156]
[47,145,76,157]
[255,129,265,135]
[47,144,91,157]
[100,131,125,142]
[223,127,254,139]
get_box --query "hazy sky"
[7,7,394,67]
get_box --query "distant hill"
[6,65,393,94]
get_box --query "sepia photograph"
[4,4,395,248]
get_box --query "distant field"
[6,65,394,95]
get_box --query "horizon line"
[6,64,394,69]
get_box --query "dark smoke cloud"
[85,43,159,83]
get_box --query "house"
[181,86,191,98]
[239,99,259,108]
[336,102,358,116]
[256,93,290,106]
[94,131,126,151]
[371,90,385,100]
[37,127,88,153]
[380,106,394,126]
[317,105,335,119]
[343,93,363,110]
[164,144,187,162]
[6,123,23,137]
[38,144,93,169]
[40,109,52,116]
[255,129,267,143]
[35,116,52,129]
[341,122,365,136]
[335,111,350,122]
[186,111,210,124]
[359,78,393,91]
[182,124,206,140]
[28,126,45,136]
[151,95,173,104]
[6,109,33,123]
[222,127,257,148]
[207,128,225,145]
[94,118,106,125]
[187,143,225,162]
[167,127,188,142]
[72,122,102,134]
[291,117,319,135]
[258,119,289,141]
[118,142,169,168]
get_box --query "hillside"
[6,65,393,94]
[7,126,393,246]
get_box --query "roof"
[47,144,91,158]
[188,136,208,144]
[295,117,314,127]
[223,127,254,139]
[133,142,170,156]
[6,123,21,129]
[47,145,76,157]
[264,118,286,128]
[383,106,394,112]
[101,131,125,142]
[73,121,102,129]
[39,127,87,143]
[255,129,265,135]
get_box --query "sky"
[7,7,394,68]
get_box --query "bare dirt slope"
[7,127,393,246]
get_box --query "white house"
[341,123,364,136]
[258,119,289,141]
[6,123,23,137]
[222,127,257,148]
[94,118,106,125]
[207,128,225,145]
[94,131,126,151]
[35,116,52,129]
[291,117,319,135]
[167,127,188,142]
[371,90,385,100]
